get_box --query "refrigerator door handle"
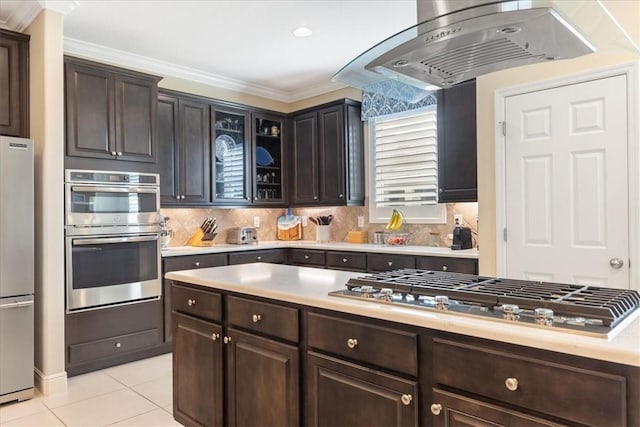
[0,300,34,310]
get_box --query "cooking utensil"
[309,217,318,225]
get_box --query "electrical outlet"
[447,233,454,240]
[357,215,365,227]
[302,216,308,226]
[253,216,260,228]
[454,214,464,227]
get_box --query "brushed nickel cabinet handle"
[223,336,232,344]
[211,333,220,341]
[401,394,412,406]
[430,403,442,415]
[115,342,121,348]
[187,299,196,306]
[194,261,200,267]
[347,338,358,349]
[505,377,519,391]
[252,314,262,323]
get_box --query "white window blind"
[373,109,438,207]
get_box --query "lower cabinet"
[306,352,418,427]
[228,249,287,265]
[65,299,166,376]
[173,311,224,427]
[226,328,299,426]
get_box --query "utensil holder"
[187,229,217,247]
[316,225,330,243]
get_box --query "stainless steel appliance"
[0,136,34,403]
[64,170,162,311]
[333,0,596,101]
[329,269,640,337]
[227,227,258,244]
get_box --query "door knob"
[610,258,624,269]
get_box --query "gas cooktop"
[329,269,640,337]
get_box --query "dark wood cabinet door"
[172,312,223,427]
[415,256,478,274]
[157,94,180,205]
[178,98,211,204]
[345,102,365,204]
[227,249,287,265]
[65,61,115,159]
[291,112,319,204]
[318,105,346,204]
[253,112,287,206]
[307,351,418,427]
[430,389,560,427]
[226,328,299,427]
[0,30,29,137]
[437,79,477,202]
[114,74,157,162]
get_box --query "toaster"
[226,227,258,244]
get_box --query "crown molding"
[0,1,42,32]
[63,37,344,103]
[40,0,80,16]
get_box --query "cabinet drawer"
[326,251,366,271]
[367,253,415,272]
[228,249,287,265]
[415,256,477,274]
[163,253,227,272]
[226,296,299,342]
[172,284,222,322]
[432,339,626,426]
[289,249,326,266]
[68,328,160,365]
[307,312,417,376]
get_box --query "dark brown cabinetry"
[291,99,364,206]
[64,57,160,167]
[171,283,301,426]
[367,253,416,272]
[325,251,367,272]
[289,248,326,267]
[228,249,287,265]
[65,300,167,376]
[253,113,286,206]
[415,256,478,274]
[0,29,29,137]
[158,91,211,206]
[437,79,477,202]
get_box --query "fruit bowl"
[383,232,411,246]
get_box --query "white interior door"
[504,74,629,288]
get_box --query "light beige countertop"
[165,263,640,367]
[161,240,479,259]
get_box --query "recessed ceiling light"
[292,27,313,38]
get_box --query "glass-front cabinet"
[253,113,285,205]
[211,105,251,204]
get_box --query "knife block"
[187,229,217,247]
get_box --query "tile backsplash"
[162,202,478,248]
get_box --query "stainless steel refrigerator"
[0,136,34,403]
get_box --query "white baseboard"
[34,367,67,396]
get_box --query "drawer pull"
[347,338,358,349]
[342,258,348,263]
[442,265,448,271]
[304,255,310,259]
[388,261,393,267]
[256,256,262,261]
[115,342,121,348]
[223,336,232,344]
[252,314,262,323]
[211,333,220,341]
[111,151,117,156]
[187,298,196,306]
[430,403,442,415]
[505,377,519,391]
[194,261,200,267]
[401,394,413,406]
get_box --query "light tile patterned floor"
[0,354,181,427]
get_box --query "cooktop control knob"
[360,286,374,293]
[534,308,554,326]
[501,304,520,321]
[405,294,415,302]
[434,296,449,311]
[379,288,393,296]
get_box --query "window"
[368,106,446,224]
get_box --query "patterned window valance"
[361,90,437,121]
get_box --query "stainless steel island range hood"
[334,0,636,102]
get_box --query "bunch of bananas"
[385,209,405,230]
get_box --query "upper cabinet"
[437,79,477,203]
[253,112,286,206]
[64,56,161,165]
[290,99,364,206]
[158,92,211,206]
[0,29,29,138]
[211,104,251,205]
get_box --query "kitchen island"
[166,263,640,427]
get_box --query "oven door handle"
[73,235,159,245]
[71,185,158,194]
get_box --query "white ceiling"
[1,0,418,102]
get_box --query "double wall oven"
[64,170,162,312]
